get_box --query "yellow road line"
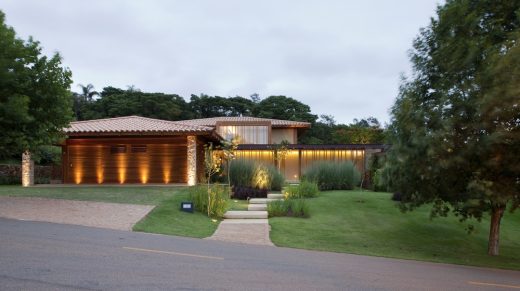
[468,281,520,289]
[123,246,224,260]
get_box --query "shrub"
[267,199,310,218]
[252,164,271,189]
[232,186,268,200]
[267,200,290,217]
[284,181,320,199]
[229,159,256,188]
[188,185,228,218]
[229,159,285,191]
[303,161,361,190]
[391,192,402,201]
[284,184,299,199]
[267,165,285,191]
[289,199,310,218]
[0,175,20,185]
[297,180,320,198]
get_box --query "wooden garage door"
[67,143,187,184]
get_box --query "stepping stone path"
[207,192,285,246]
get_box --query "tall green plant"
[221,136,239,197]
[229,159,256,188]
[303,161,360,190]
[204,143,222,217]
[188,185,227,218]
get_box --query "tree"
[256,95,317,123]
[76,87,189,121]
[189,94,254,118]
[299,114,335,144]
[0,10,72,159]
[77,83,99,102]
[387,0,520,256]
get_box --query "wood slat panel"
[65,141,187,184]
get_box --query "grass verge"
[0,185,182,205]
[0,185,219,238]
[133,188,219,238]
[269,190,520,270]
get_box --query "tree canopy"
[256,95,318,123]
[387,0,520,255]
[0,11,72,159]
[74,86,190,121]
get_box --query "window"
[110,145,126,154]
[131,145,147,153]
[217,125,269,144]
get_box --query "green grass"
[269,190,520,270]
[0,185,181,205]
[133,188,219,238]
[227,199,249,210]
[0,185,219,238]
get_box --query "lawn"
[269,190,520,270]
[0,185,219,238]
[132,188,219,238]
[0,185,179,205]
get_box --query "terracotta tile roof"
[175,116,311,128]
[65,116,215,135]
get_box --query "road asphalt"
[0,218,519,290]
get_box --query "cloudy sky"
[2,0,440,124]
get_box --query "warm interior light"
[96,145,104,184]
[74,170,82,184]
[73,146,83,184]
[117,153,126,184]
[162,145,172,184]
[163,170,170,184]
[137,152,149,184]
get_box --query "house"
[59,115,386,185]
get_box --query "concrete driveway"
[0,196,154,231]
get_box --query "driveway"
[0,196,153,231]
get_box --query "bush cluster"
[284,180,320,199]
[188,185,228,218]
[232,186,268,200]
[228,159,285,199]
[303,161,361,190]
[267,199,310,218]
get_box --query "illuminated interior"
[137,153,149,184]
[74,146,83,184]
[96,145,104,184]
[117,152,127,184]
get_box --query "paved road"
[0,218,519,290]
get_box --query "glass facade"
[218,125,269,144]
[234,149,366,182]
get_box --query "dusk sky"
[2,0,440,124]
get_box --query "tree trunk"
[488,205,505,256]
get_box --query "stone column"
[187,136,197,186]
[22,150,34,187]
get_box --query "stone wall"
[0,164,60,185]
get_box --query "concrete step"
[223,210,268,219]
[249,198,279,204]
[248,204,267,211]
[267,193,284,199]
[220,219,268,224]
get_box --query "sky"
[2,0,441,124]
